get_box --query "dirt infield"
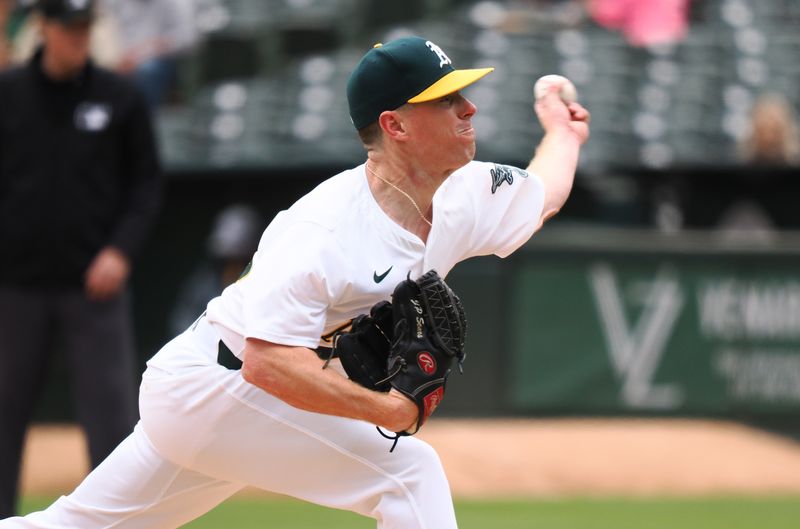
[21,419,800,498]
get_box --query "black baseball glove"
[331,270,467,447]
[385,269,467,434]
[331,300,394,391]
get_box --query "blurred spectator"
[0,0,161,517]
[714,92,800,238]
[103,0,199,109]
[587,0,690,46]
[739,92,800,166]
[169,204,263,335]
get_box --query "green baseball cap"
[347,36,494,130]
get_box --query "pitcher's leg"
[140,366,457,529]
[0,423,242,529]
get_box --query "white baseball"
[533,74,578,104]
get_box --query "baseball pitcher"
[1,35,589,529]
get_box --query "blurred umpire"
[0,0,162,517]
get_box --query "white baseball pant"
[0,316,457,529]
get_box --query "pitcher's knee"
[395,441,447,488]
[371,441,455,529]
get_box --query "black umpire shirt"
[0,48,162,288]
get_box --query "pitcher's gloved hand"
[332,269,467,445]
[384,269,467,435]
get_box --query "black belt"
[217,340,243,370]
[217,341,336,370]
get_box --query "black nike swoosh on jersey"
[373,266,393,283]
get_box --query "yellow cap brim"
[407,67,495,103]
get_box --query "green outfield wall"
[443,226,800,432]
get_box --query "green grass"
[20,495,800,529]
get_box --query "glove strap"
[375,426,407,452]
[321,331,343,370]
[374,358,405,387]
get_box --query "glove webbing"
[417,271,467,369]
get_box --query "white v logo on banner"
[589,263,685,409]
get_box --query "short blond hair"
[356,121,383,149]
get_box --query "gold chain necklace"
[366,163,432,227]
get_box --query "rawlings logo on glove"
[418,352,436,374]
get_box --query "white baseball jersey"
[149,160,543,372]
